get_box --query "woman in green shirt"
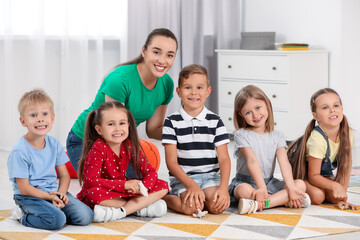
[66,28,178,172]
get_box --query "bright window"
[0,0,127,36]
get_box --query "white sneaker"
[93,205,126,223]
[11,205,25,222]
[238,199,258,214]
[135,199,167,218]
[287,193,311,208]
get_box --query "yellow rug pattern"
[0,204,359,240]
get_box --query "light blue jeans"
[14,192,94,230]
[169,172,221,196]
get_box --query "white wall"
[242,0,360,131]
[0,39,121,150]
[242,0,360,164]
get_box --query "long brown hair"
[77,101,145,184]
[113,28,178,68]
[233,85,274,132]
[288,88,352,185]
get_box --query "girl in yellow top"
[289,88,358,210]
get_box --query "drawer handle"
[228,65,232,69]
[272,94,277,98]
[272,66,277,70]
[228,91,232,95]
[275,122,277,126]
[228,117,232,121]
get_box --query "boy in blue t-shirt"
[7,89,93,230]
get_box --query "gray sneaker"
[135,199,167,218]
[11,205,24,222]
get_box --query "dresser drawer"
[273,111,288,136]
[220,55,289,82]
[219,106,236,133]
[220,81,289,111]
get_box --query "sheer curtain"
[0,0,127,150]
[128,0,242,126]
[0,0,242,149]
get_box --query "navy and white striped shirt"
[162,106,230,178]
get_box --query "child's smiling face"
[240,97,268,133]
[313,92,344,130]
[20,102,54,137]
[176,73,211,117]
[95,108,129,151]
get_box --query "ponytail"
[78,110,101,185]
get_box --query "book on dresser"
[215,49,329,141]
[277,43,309,51]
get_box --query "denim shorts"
[169,172,221,196]
[228,173,285,203]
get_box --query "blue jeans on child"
[14,192,94,230]
[66,129,83,173]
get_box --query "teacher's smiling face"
[141,36,177,79]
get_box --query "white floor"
[1,140,359,240]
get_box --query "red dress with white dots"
[77,138,168,209]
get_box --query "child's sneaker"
[93,205,126,222]
[238,198,258,214]
[11,205,25,222]
[135,199,167,217]
[287,193,311,208]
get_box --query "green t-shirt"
[72,63,174,139]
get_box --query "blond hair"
[18,88,54,116]
[233,85,274,132]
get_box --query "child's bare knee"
[294,179,306,191]
[309,191,325,205]
[182,205,198,215]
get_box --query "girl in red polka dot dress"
[77,101,169,222]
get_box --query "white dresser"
[216,50,329,140]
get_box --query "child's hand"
[50,191,68,206]
[182,185,205,209]
[251,187,268,211]
[337,201,359,211]
[49,192,65,208]
[212,188,230,213]
[51,191,69,205]
[287,188,304,208]
[332,182,348,202]
[125,179,141,194]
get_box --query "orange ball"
[139,139,160,171]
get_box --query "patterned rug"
[1,204,359,240]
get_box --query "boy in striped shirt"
[162,64,231,216]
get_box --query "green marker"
[265,200,270,207]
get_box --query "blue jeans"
[14,192,94,230]
[66,129,83,173]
